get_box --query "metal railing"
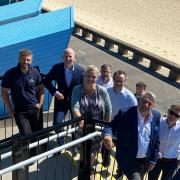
[0,115,119,180]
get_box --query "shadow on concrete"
[28,152,79,180]
[73,34,180,89]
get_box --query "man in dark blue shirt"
[1,49,44,136]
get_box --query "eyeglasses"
[141,98,153,106]
[169,110,180,118]
[113,79,125,83]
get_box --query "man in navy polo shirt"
[1,49,44,137]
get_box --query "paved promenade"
[0,35,179,180]
[43,0,180,66]
[69,36,180,115]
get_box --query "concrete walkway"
[0,36,179,180]
[43,0,180,66]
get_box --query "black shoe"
[115,172,123,180]
[102,160,111,167]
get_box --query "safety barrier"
[0,115,119,180]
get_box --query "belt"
[136,158,147,162]
[161,158,177,162]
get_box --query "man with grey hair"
[1,49,44,157]
[103,92,160,180]
[44,48,84,146]
[96,64,113,89]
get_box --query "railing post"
[78,113,94,180]
[12,135,29,180]
[133,52,144,63]
[92,35,101,43]
[118,45,128,55]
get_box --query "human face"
[113,74,126,91]
[136,86,145,96]
[101,67,112,81]
[138,95,154,114]
[167,108,180,125]
[19,55,32,70]
[84,70,98,86]
[64,49,75,70]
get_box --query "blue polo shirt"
[1,64,42,112]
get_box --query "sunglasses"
[169,110,180,118]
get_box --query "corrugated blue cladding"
[0,6,74,74]
[0,7,73,47]
[0,6,74,117]
[0,30,72,75]
[0,0,43,25]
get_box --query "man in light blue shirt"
[148,104,180,180]
[44,48,84,146]
[108,70,137,119]
[106,70,137,176]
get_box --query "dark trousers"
[173,168,180,180]
[148,158,178,180]
[101,143,111,166]
[14,107,40,157]
[124,158,148,180]
[15,107,40,135]
[53,109,73,146]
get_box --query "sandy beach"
[43,0,180,66]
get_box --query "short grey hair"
[85,65,100,76]
[142,91,156,103]
[19,49,32,59]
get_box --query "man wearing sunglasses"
[103,92,160,180]
[148,105,180,180]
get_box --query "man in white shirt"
[134,82,147,101]
[148,104,180,180]
[103,92,160,180]
[96,64,114,167]
[96,64,113,89]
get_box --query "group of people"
[1,48,179,180]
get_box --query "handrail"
[0,131,101,176]
[0,124,105,160]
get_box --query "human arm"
[35,84,44,109]
[101,87,112,122]
[71,85,84,127]
[1,87,15,117]
[44,65,64,100]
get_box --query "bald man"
[44,48,84,145]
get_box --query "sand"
[43,0,180,66]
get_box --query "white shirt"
[64,65,74,87]
[136,109,152,158]
[107,87,137,119]
[96,75,114,89]
[159,117,180,159]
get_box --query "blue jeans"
[54,111,65,146]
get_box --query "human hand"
[55,91,64,100]
[79,120,84,128]
[35,103,42,109]
[103,135,113,151]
